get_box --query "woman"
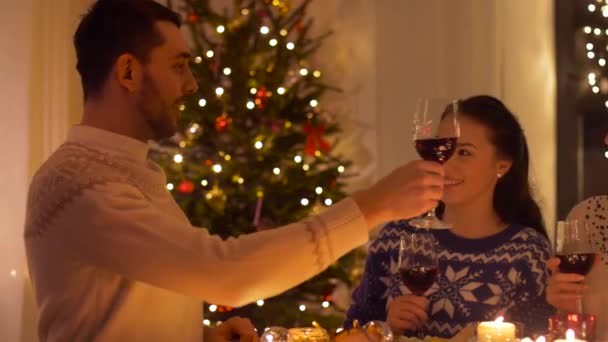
[546,133,608,340]
[344,95,554,337]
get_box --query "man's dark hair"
[74,0,182,100]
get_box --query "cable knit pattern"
[344,220,555,337]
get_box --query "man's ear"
[115,54,141,92]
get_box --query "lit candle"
[477,317,516,342]
[554,329,587,342]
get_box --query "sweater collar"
[67,125,150,163]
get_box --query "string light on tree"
[216,25,225,33]
[213,164,223,173]
[322,301,330,308]
[337,165,345,173]
[209,305,217,312]
[203,319,211,326]
[198,98,207,107]
[241,8,249,15]
[273,167,281,175]
[269,38,278,47]
[300,198,309,206]
[247,101,255,109]
[299,68,309,76]
[310,99,318,107]
[280,29,288,36]
[257,300,265,306]
[260,26,270,34]
[174,154,183,163]
[595,27,602,35]
[255,141,264,149]
[294,155,302,163]
[315,187,323,194]
[277,87,286,95]
[166,183,174,191]
[223,67,232,75]
[303,164,310,171]
[286,42,295,50]
[215,87,224,96]
[313,70,321,78]
[299,305,306,312]
[179,104,186,111]
[324,198,333,206]
[585,26,592,34]
[206,50,214,58]
[589,4,597,12]
[201,179,208,187]
[194,56,203,64]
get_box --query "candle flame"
[566,329,575,341]
[494,316,504,323]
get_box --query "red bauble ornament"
[215,114,232,132]
[255,86,269,109]
[178,180,195,193]
[303,123,331,156]
[187,13,200,23]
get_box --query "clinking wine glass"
[409,97,460,229]
[398,231,439,338]
[554,220,597,313]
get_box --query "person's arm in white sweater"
[35,160,444,307]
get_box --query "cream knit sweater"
[24,125,368,342]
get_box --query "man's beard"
[136,73,178,141]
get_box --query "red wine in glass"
[400,267,438,296]
[414,137,458,164]
[557,253,596,276]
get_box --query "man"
[24,0,444,341]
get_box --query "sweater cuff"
[314,197,369,268]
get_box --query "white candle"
[554,329,587,342]
[477,317,516,342]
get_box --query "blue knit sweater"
[344,220,555,337]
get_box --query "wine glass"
[398,231,439,338]
[554,220,597,313]
[409,97,460,229]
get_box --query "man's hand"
[546,257,587,312]
[353,160,444,228]
[386,295,429,335]
[205,316,258,342]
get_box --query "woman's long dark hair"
[446,95,547,238]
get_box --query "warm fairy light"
[589,4,597,12]
[324,198,333,206]
[250,88,257,94]
[194,56,202,64]
[315,187,323,194]
[310,99,318,107]
[179,104,186,111]
[286,42,295,50]
[167,183,174,190]
[246,101,255,109]
[595,27,602,36]
[260,26,270,35]
[277,87,286,95]
[322,301,330,308]
[294,155,302,163]
[224,154,231,161]
[584,26,592,34]
[299,304,306,311]
[10,269,17,278]
[588,51,595,59]
[337,165,345,173]
[273,167,281,175]
[209,305,217,312]
[269,38,278,47]
[174,154,183,163]
[203,319,211,326]
[587,43,594,50]
[215,87,224,96]
[206,50,214,58]
[198,98,207,107]
[299,68,309,76]
[257,300,265,306]
[280,29,288,36]
[241,8,250,15]
[313,70,321,78]
[216,25,225,33]
[255,141,264,149]
[201,179,208,186]
[223,67,232,75]
[593,86,600,93]
[213,164,222,173]
[303,164,310,171]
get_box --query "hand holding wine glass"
[395,231,439,337]
[548,220,597,313]
[409,97,460,229]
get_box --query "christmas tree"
[150,0,364,332]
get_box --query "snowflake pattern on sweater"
[344,220,555,337]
